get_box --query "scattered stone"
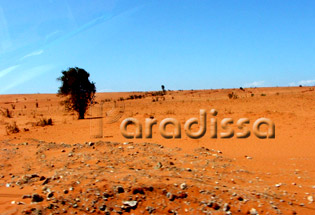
[223,203,230,211]
[47,192,54,198]
[307,196,313,202]
[42,178,50,185]
[22,195,32,199]
[155,162,163,169]
[99,204,106,211]
[31,194,44,203]
[122,200,138,211]
[116,186,125,194]
[180,183,187,190]
[132,187,145,195]
[166,192,176,201]
[249,208,258,215]
[146,206,155,214]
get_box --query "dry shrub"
[228,92,238,99]
[1,108,12,118]
[36,118,53,126]
[6,122,19,134]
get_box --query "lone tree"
[57,67,96,119]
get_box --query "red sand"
[0,87,314,214]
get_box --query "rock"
[223,203,230,211]
[22,195,32,199]
[99,204,106,211]
[31,194,44,203]
[116,186,125,194]
[208,201,220,210]
[166,192,176,201]
[155,162,163,169]
[249,208,258,215]
[122,200,138,211]
[146,206,155,214]
[307,196,313,202]
[42,178,50,185]
[180,183,187,190]
[47,192,54,198]
[88,142,95,146]
[132,187,145,195]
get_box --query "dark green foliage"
[57,67,96,119]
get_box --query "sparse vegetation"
[102,98,112,102]
[1,108,12,118]
[261,93,266,96]
[127,94,145,100]
[228,92,238,99]
[5,121,19,134]
[36,118,53,126]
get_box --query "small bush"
[36,118,53,126]
[102,99,111,102]
[36,102,39,108]
[251,93,254,97]
[1,108,12,118]
[11,104,15,109]
[261,93,266,96]
[6,122,19,134]
[228,92,238,99]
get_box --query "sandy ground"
[0,87,314,214]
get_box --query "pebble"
[307,196,313,202]
[249,208,258,215]
[31,194,44,203]
[146,206,155,214]
[116,186,125,194]
[122,200,138,210]
[180,183,187,190]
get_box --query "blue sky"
[0,0,314,94]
